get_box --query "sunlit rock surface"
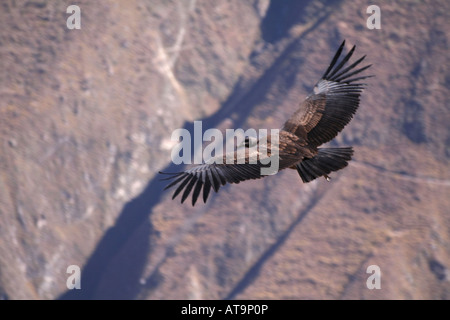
[0,0,449,299]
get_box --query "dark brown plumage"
[160,40,372,205]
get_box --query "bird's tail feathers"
[295,147,353,183]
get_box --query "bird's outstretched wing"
[160,131,307,205]
[160,161,267,206]
[282,40,372,147]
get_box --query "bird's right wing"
[282,40,372,147]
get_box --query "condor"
[161,41,372,205]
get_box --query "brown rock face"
[1,0,449,300]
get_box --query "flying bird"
[160,40,372,205]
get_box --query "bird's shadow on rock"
[57,2,332,297]
[57,79,260,299]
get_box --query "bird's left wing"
[160,161,268,206]
[160,131,305,205]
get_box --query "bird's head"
[238,136,258,148]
